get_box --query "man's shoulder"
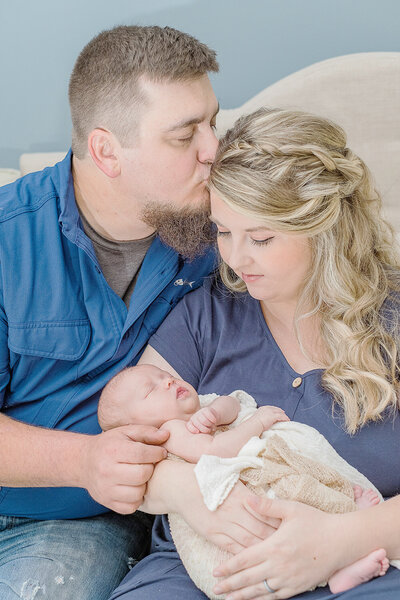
[0,168,58,225]
[0,152,71,227]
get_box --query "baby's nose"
[164,377,174,389]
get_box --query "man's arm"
[0,412,168,513]
[0,287,169,513]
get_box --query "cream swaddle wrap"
[168,391,400,599]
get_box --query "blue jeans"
[0,511,153,600]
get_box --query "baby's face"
[127,365,200,427]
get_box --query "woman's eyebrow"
[209,216,272,233]
[245,226,274,233]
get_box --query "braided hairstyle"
[210,107,400,433]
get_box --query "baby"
[98,364,389,597]
[98,364,289,463]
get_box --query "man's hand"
[187,406,218,434]
[81,425,168,514]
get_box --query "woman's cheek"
[217,239,228,263]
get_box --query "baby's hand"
[256,405,289,431]
[186,407,218,434]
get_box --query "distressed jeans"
[0,511,153,600]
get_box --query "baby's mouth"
[176,387,187,399]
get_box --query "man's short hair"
[68,25,219,158]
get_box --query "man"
[0,25,219,599]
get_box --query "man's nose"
[198,127,219,165]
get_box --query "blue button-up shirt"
[0,152,215,519]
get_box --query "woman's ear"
[87,128,121,178]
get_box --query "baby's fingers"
[277,413,290,422]
[186,420,200,434]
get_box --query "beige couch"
[3,52,400,229]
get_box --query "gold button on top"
[292,377,302,388]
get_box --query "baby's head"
[98,364,200,431]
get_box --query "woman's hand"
[213,496,350,599]
[143,460,280,553]
[182,481,280,554]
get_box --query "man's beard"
[141,201,215,260]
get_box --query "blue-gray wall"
[1,0,399,168]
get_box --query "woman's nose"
[227,244,252,272]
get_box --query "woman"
[109,108,400,599]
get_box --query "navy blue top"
[0,152,216,519]
[150,278,400,499]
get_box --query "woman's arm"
[212,494,400,599]
[140,458,278,554]
[139,345,182,377]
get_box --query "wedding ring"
[263,579,276,593]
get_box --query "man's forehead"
[138,75,218,130]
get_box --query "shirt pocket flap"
[8,320,91,360]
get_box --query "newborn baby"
[98,364,289,462]
[98,365,389,597]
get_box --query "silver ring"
[263,579,276,593]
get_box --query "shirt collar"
[53,149,81,238]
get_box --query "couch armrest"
[19,152,66,176]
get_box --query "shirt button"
[292,377,302,388]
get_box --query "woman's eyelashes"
[250,237,274,246]
[216,230,274,246]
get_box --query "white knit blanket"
[195,390,383,511]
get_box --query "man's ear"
[87,128,121,178]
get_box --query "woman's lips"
[241,273,264,283]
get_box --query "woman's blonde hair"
[210,107,400,433]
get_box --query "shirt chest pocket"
[8,320,91,361]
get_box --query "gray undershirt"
[79,212,155,307]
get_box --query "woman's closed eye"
[250,236,274,246]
